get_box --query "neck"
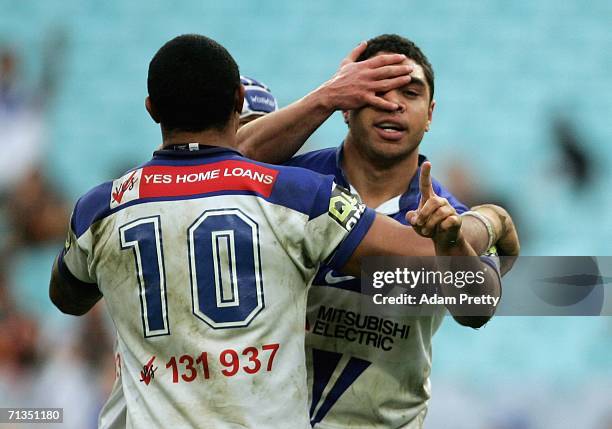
[342,136,419,208]
[160,124,237,151]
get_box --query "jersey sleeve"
[58,200,97,285]
[303,177,376,270]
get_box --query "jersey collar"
[335,143,427,215]
[153,145,243,159]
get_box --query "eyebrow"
[406,77,426,89]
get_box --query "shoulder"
[284,147,337,175]
[71,180,115,237]
[71,165,145,237]
[248,158,336,220]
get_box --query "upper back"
[62,146,375,428]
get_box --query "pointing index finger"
[419,161,435,206]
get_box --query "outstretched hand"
[320,41,414,112]
[406,162,462,247]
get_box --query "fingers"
[328,47,412,112]
[373,75,413,92]
[418,162,434,207]
[439,215,461,233]
[368,64,413,80]
[408,194,461,242]
[365,94,401,112]
[414,196,446,226]
[340,41,367,67]
[363,73,413,112]
[363,53,407,68]
[420,205,457,236]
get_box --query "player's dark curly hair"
[147,34,240,132]
[357,34,434,101]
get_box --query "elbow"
[453,315,493,329]
[49,293,75,316]
[53,302,89,316]
[49,285,86,316]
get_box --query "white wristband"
[461,211,495,251]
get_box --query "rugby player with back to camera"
[237,34,519,428]
[48,34,500,428]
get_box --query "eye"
[403,90,419,97]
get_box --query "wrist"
[461,210,496,250]
[309,82,337,115]
[434,231,473,256]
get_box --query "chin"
[370,140,416,161]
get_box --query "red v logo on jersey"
[112,170,138,204]
[139,355,157,385]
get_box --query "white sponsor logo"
[324,270,355,284]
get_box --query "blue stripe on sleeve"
[326,208,376,270]
[480,254,501,278]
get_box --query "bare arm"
[340,212,476,278]
[237,42,413,163]
[470,204,520,275]
[49,253,101,316]
[342,162,502,329]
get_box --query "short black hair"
[357,34,434,100]
[147,34,240,132]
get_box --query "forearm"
[459,216,491,255]
[435,234,501,327]
[447,258,501,328]
[236,86,334,163]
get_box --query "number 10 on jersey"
[119,209,264,337]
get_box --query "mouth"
[373,121,407,141]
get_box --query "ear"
[145,96,160,123]
[425,99,435,132]
[235,84,245,114]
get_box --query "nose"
[378,89,405,113]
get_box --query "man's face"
[346,53,434,164]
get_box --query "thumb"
[406,210,418,225]
[340,41,367,67]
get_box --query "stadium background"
[0,1,610,428]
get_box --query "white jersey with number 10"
[59,147,375,429]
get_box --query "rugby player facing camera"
[234,34,520,429]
